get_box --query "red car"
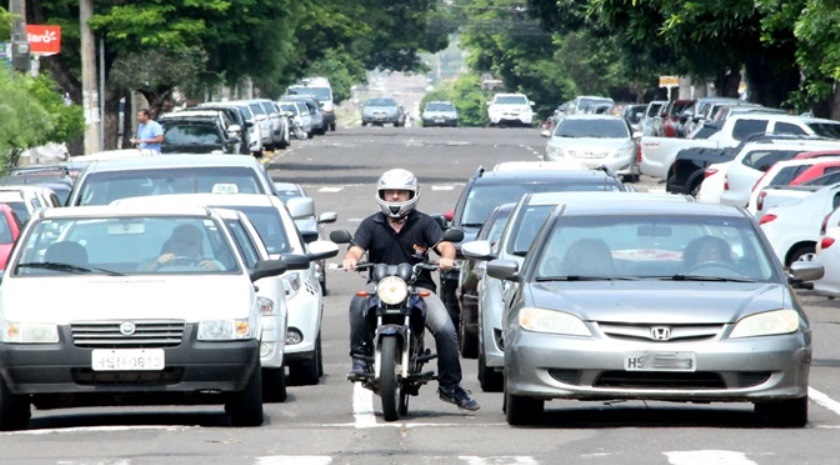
[0,204,21,270]
[790,160,840,185]
[660,99,695,137]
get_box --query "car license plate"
[91,349,165,371]
[624,351,695,372]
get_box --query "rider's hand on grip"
[342,258,358,271]
[437,257,455,271]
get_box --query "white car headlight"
[730,309,801,338]
[282,272,303,299]
[377,276,408,305]
[257,296,275,316]
[518,307,591,336]
[3,322,59,343]
[546,145,566,159]
[198,319,255,341]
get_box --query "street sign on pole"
[26,25,62,56]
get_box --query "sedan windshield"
[554,119,630,138]
[14,215,240,276]
[426,102,455,112]
[494,96,528,105]
[366,98,398,107]
[534,214,777,282]
[164,125,222,145]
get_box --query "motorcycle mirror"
[441,228,464,243]
[330,229,353,244]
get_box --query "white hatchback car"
[0,205,295,430]
[114,193,338,385]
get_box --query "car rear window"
[553,119,629,138]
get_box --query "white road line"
[664,450,757,465]
[318,187,344,193]
[431,185,455,191]
[353,381,377,428]
[459,457,539,465]
[5,425,191,435]
[56,461,131,465]
[809,386,840,417]
[255,457,332,465]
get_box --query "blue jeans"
[349,284,463,387]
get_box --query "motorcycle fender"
[376,324,406,338]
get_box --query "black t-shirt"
[353,210,443,291]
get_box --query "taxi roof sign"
[211,183,239,194]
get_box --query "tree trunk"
[831,84,840,121]
[743,44,800,108]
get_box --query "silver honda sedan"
[489,200,824,427]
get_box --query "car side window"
[732,119,768,141]
[225,220,260,269]
[773,122,806,135]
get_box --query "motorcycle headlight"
[377,276,408,305]
[3,322,59,343]
[518,307,591,336]
[730,309,800,338]
[282,272,303,299]
[198,319,255,341]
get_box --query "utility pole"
[9,0,30,73]
[80,0,101,154]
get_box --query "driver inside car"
[142,224,223,271]
[683,235,733,269]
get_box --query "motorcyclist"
[342,168,480,412]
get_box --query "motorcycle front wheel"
[379,337,401,421]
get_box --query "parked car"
[811,219,840,298]
[287,77,336,131]
[421,101,458,127]
[642,100,668,136]
[282,95,326,136]
[0,204,21,270]
[277,101,312,139]
[489,199,821,426]
[566,95,615,116]
[487,93,534,127]
[746,158,840,215]
[0,204,299,429]
[194,104,252,155]
[544,114,640,182]
[160,118,241,155]
[198,101,263,157]
[361,97,406,127]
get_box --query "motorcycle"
[330,228,463,421]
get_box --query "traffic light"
[11,41,30,72]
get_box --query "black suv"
[441,166,629,353]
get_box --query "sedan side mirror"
[250,259,287,282]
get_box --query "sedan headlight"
[257,296,275,316]
[282,272,302,299]
[377,276,408,305]
[730,309,801,338]
[3,322,59,343]
[546,145,566,159]
[518,307,591,336]
[198,319,255,341]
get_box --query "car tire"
[289,334,321,385]
[504,378,543,426]
[226,363,264,427]
[755,396,808,427]
[787,244,816,267]
[320,271,328,296]
[478,346,503,392]
[261,367,287,403]
[0,375,30,431]
[330,122,336,131]
[459,318,477,359]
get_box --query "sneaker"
[438,384,480,411]
[346,359,369,381]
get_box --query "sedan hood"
[0,275,255,324]
[528,281,789,324]
[162,144,228,154]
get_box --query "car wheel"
[320,269,328,296]
[0,375,30,431]
[690,181,702,197]
[787,244,816,267]
[226,363,264,427]
[261,367,287,403]
[504,378,543,426]
[755,396,808,427]
[289,335,321,385]
[330,123,336,131]
[478,346,503,392]
[459,318,477,359]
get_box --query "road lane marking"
[318,187,344,193]
[5,425,192,435]
[810,387,840,417]
[462,456,540,465]
[255,457,332,465]
[352,382,377,428]
[431,185,455,191]
[664,450,757,465]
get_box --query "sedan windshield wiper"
[17,262,126,276]
[650,274,757,283]
[459,223,484,228]
[535,275,639,282]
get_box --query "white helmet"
[376,168,420,219]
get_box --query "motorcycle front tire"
[380,337,401,422]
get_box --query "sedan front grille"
[71,320,186,348]
[598,322,723,342]
[594,371,725,389]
